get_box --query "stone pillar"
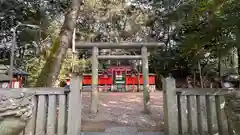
[91,46,99,113]
[68,75,82,135]
[141,46,150,113]
[162,77,178,135]
[221,74,240,135]
[224,92,240,135]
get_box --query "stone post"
[91,46,99,113]
[224,92,240,135]
[162,77,178,135]
[141,46,150,113]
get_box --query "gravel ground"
[81,91,164,131]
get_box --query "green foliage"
[59,50,91,82]
[3,0,240,86]
[25,56,45,87]
[150,0,240,79]
[26,47,91,87]
[34,36,60,87]
[0,0,69,68]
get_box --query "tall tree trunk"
[35,0,81,87]
[198,60,203,88]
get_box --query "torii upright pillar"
[73,42,164,114]
[91,46,99,113]
[141,46,150,113]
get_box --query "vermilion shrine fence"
[66,73,157,92]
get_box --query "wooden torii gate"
[73,42,164,113]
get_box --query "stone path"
[81,132,164,135]
[81,127,165,135]
[82,92,164,131]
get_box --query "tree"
[0,0,70,70]
[35,0,82,87]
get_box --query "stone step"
[81,127,164,135]
[81,132,164,135]
[105,126,138,133]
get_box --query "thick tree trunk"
[35,0,81,87]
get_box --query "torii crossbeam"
[72,42,164,113]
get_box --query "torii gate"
[73,42,164,113]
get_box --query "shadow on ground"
[81,91,164,131]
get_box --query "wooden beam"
[97,55,142,60]
[74,42,164,49]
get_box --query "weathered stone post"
[224,92,240,135]
[91,46,99,113]
[221,74,240,135]
[141,46,150,113]
[0,90,34,135]
[162,77,178,135]
[67,73,82,135]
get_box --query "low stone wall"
[179,96,228,134]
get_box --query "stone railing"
[163,77,240,135]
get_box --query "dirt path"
[81,91,164,131]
